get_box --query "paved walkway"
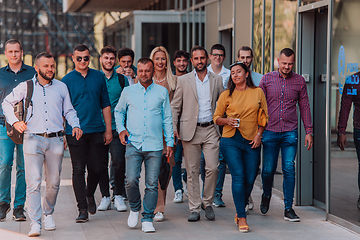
[1,156,360,240]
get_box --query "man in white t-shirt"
[237,46,263,87]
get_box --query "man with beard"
[171,50,190,203]
[2,52,82,237]
[237,46,263,87]
[171,45,223,221]
[62,44,112,223]
[115,57,173,233]
[259,48,313,222]
[0,39,36,222]
[97,46,128,212]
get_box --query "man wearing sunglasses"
[62,44,113,223]
[237,46,263,87]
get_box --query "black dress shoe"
[76,210,89,223]
[13,206,26,221]
[0,202,10,221]
[87,196,96,215]
[188,212,200,222]
[204,205,215,220]
[260,193,271,215]
[357,197,360,210]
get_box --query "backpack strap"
[23,79,33,123]
[117,73,126,90]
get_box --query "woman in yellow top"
[213,62,268,233]
[149,46,177,222]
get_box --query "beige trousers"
[182,124,219,213]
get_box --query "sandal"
[234,213,239,225]
[237,216,249,233]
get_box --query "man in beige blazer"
[171,45,223,222]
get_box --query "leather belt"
[35,131,64,138]
[197,120,214,127]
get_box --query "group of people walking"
[0,38,313,237]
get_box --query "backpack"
[117,73,126,90]
[5,79,34,144]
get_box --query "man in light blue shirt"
[207,44,230,89]
[114,57,173,233]
[237,46,263,87]
[3,52,82,237]
[206,44,229,208]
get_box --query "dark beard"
[39,69,54,81]
[102,62,114,72]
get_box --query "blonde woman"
[150,46,177,221]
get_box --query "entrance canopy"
[63,0,151,12]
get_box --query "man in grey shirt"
[2,52,82,237]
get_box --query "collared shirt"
[114,82,174,151]
[62,68,110,135]
[0,62,36,125]
[259,70,313,134]
[251,71,263,87]
[2,75,80,133]
[207,64,230,89]
[101,70,129,130]
[338,72,360,134]
[195,70,213,123]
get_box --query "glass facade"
[330,0,360,227]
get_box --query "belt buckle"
[44,132,48,138]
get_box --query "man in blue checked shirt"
[115,57,173,233]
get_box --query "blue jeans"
[125,144,162,222]
[200,150,226,196]
[261,129,298,210]
[172,141,186,192]
[220,130,260,218]
[353,128,360,193]
[0,125,25,208]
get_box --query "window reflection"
[331,0,360,226]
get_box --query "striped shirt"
[259,71,313,134]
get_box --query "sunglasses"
[76,56,90,62]
[211,53,224,57]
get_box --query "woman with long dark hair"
[213,62,268,232]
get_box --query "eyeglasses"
[76,56,90,62]
[211,53,224,57]
[229,61,246,69]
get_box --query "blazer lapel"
[188,71,198,102]
[209,72,214,107]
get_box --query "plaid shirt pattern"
[338,72,360,134]
[259,71,313,134]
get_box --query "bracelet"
[257,132,262,138]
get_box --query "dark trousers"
[66,132,105,211]
[99,130,126,197]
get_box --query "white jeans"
[23,133,64,227]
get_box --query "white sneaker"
[28,223,41,237]
[153,212,164,222]
[43,215,56,231]
[142,222,155,233]
[127,210,139,228]
[248,195,254,210]
[114,195,127,212]
[97,196,111,211]
[173,189,183,203]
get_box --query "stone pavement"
[1,156,360,240]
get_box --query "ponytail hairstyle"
[227,61,255,96]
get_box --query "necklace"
[153,77,166,83]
